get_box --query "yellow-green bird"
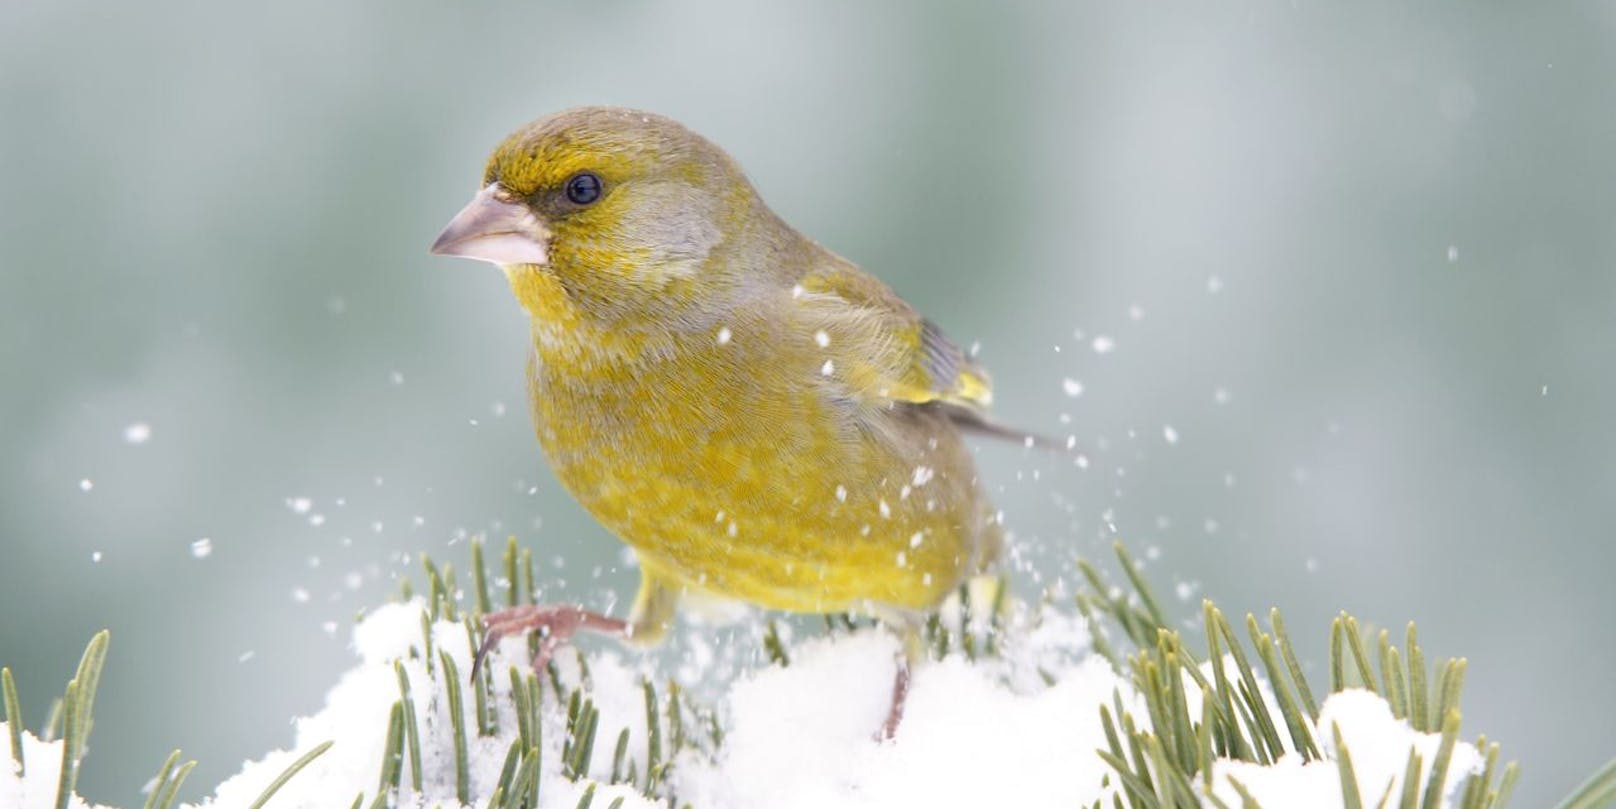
[433,106,1038,736]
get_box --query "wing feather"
[789,261,1075,454]
[796,265,992,414]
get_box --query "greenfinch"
[433,107,1035,736]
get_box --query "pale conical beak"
[430,184,552,267]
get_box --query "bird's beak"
[430,184,552,267]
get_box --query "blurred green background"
[3,1,1613,805]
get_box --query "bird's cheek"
[609,185,724,270]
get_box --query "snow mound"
[0,726,118,809]
[4,601,1484,809]
[1210,689,1483,807]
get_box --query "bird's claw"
[470,604,630,682]
[470,604,589,681]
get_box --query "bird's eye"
[564,172,603,206]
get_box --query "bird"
[431,106,1041,738]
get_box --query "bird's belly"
[535,383,976,612]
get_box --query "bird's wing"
[794,262,1072,452]
[795,264,993,416]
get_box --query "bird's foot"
[471,604,627,679]
[877,653,912,741]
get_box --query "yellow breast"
[508,269,986,614]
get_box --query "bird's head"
[432,107,787,323]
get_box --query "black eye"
[564,172,603,206]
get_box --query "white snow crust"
[2,602,1483,809]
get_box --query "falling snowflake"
[123,422,152,444]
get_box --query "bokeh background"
[3,1,1613,805]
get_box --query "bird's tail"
[941,404,1084,458]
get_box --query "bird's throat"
[505,264,671,372]
[503,265,577,327]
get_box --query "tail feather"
[936,403,1083,457]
